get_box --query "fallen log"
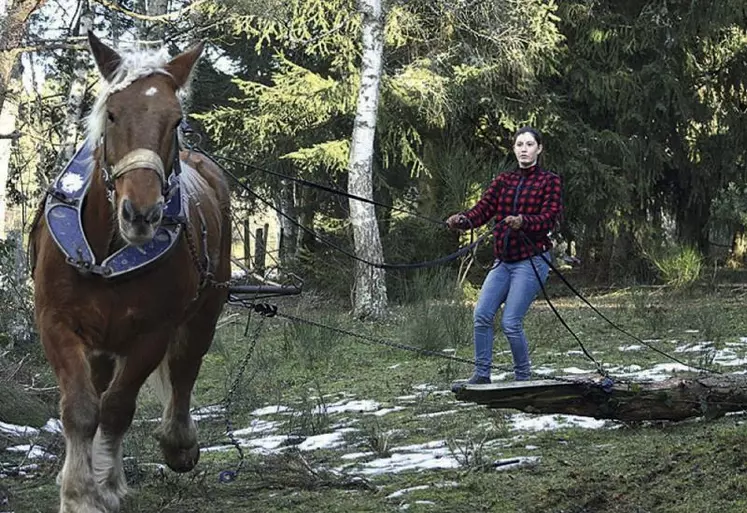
[454,374,747,422]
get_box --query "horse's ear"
[87,31,121,82]
[165,42,205,89]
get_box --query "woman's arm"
[520,174,563,233]
[458,175,504,229]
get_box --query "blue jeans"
[473,252,550,380]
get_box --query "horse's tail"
[148,352,172,408]
[147,326,188,407]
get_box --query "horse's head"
[87,31,204,246]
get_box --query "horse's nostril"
[121,198,136,223]
[144,202,164,225]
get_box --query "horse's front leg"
[93,333,168,512]
[153,309,219,473]
[39,321,104,513]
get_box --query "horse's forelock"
[85,46,184,145]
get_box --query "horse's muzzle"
[119,198,164,246]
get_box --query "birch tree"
[0,0,48,116]
[0,0,48,237]
[347,0,386,319]
[55,0,93,167]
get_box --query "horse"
[29,31,231,513]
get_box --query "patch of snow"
[251,405,293,416]
[231,418,279,436]
[387,485,430,499]
[493,456,540,471]
[0,421,39,437]
[42,418,63,434]
[242,435,288,453]
[412,384,437,392]
[618,345,643,352]
[510,413,609,431]
[620,362,697,381]
[532,366,555,376]
[712,350,747,367]
[416,410,458,419]
[395,395,419,402]
[201,444,235,453]
[191,404,225,421]
[346,440,459,475]
[6,444,56,460]
[367,407,406,417]
[341,451,374,460]
[315,400,380,415]
[561,367,596,375]
[297,429,356,451]
[490,372,510,381]
[674,342,713,353]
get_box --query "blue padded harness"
[44,142,188,278]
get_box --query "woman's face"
[513,132,542,168]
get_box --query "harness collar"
[45,141,187,278]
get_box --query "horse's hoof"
[159,441,200,473]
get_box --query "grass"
[5,279,747,512]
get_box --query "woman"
[446,127,563,390]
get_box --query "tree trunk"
[0,98,17,238]
[274,178,297,265]
[455,374,747,422]
[0,0,45,237]
[729,225,747,268]
[347,0,387,319]
[0,0,47,116]
[144,0,170,40]
[55,0,93,168]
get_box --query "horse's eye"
[107,111,116,123]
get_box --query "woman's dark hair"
[513,126,543,145]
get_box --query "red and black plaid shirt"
[460,165,563,262]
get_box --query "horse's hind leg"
[93,336,168,512]
[40,323,104,513]
[153,301,222,473]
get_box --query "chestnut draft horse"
[29,32,231,513]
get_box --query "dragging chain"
[217,304,277,484]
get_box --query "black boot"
[451,374,491,393]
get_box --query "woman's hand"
[503,215,523,230]
[446,214,467,230]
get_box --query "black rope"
[272,309,610,386]
[517,231,721,376]
[205,151,448,227]
[528,252,607,376]
[195,148,489,271]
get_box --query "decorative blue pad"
[45,143,187,278]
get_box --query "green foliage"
[0,236,34,347]
[282,307,345,374]
[398,269,473,354]
[711,182,747,228]
[646,245,704,288]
